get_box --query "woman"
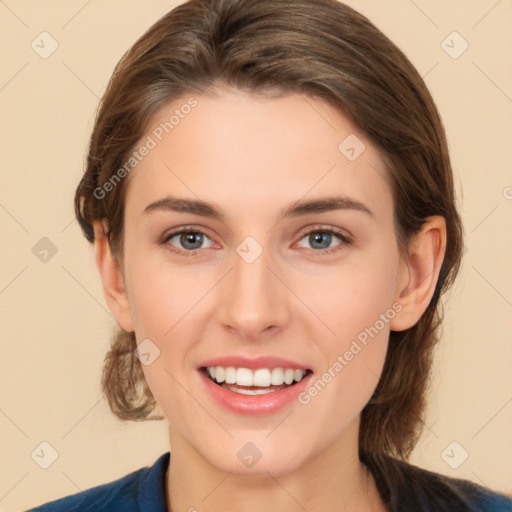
[29,0,511,510]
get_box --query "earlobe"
[390,216,447,331]
[93,221,134,332]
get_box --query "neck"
[166,423,387,512]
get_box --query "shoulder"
[402,461,512,512]
[27,452,170,512]
[363,452,512,512]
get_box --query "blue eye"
[161,226,351,256]
[297,230,350,251]
[166,231,213,251]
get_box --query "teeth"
[215,367,225,383]
[236,368,253,386]
[284,369,294,385]
[225,367,236,384]
[230,387,276,395]
[254,368,271,387]
[206,366,308,387]
[270,368,285,385]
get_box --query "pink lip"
[197,357,313,416]
[198,355,310,371]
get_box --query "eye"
[163,230,214,252]
[296,228,351,252]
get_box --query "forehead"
[124,88,392,222]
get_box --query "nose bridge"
[218,242,288,338]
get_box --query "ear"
[93,221,134,332]
[390,216,447,331]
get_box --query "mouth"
[200,366,313,395]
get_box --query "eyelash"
[160,225,352,257]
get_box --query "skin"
[94,87,446,512]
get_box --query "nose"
[217,246,290,341]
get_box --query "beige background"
[0,0,511,509]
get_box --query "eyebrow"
[143,195,373,220]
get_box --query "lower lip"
[199,369,313,416]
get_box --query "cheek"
[295,248,399,344]
[124,248,210,339]
[294,251,398,409]
[122,248,217,409]
[126,264,207,427]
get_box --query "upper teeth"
[207,367,307,387]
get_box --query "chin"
[195,433,314,477]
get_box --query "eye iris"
[181,232,203,250]
[310,232,331,249]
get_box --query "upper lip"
[198,355,311,371]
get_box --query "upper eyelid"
[162,225,214,239]
[163,228,215,246]
[296,224,351,237]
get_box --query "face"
[116,88,408,475]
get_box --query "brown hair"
[75,0,463,465]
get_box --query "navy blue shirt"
[28,452,511,511]
[28,453,169,512]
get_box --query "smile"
[198,355,313,415]
[202,366,312,396]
